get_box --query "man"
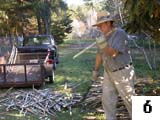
[92,12,136,120]
[17,34,24,46]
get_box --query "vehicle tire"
[53,63,56,70]
[48,70,54,83]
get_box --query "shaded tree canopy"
[83,0,160,42]
[124,0,160,42]
[0,0,72,44]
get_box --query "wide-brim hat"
[92,12,114,27]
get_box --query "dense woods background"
[0,0,160,120]
[0,0,159,43]
[0,0,72,44]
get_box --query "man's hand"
[92,70,100,81]
[96,35,107,50]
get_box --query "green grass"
[132,50,160,80]
[54,38,160,119]
[53,39,105,120]
[0,39,104,120]
[0,38,159,120]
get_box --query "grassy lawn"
[54,39,105,120]
[0,39,105,120]
[0,38,159,120]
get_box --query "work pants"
[102,66,136,120]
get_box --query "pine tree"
[124,0,160,41]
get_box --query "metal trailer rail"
[0,63,45,88]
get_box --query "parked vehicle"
[0,35,59,88]
[19,35,59,81]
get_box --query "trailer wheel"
[48,70,54,83]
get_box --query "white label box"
[132,96,160,120]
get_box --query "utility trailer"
[0,35,59,88]
[0,63,44,88]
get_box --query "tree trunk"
[116,0,124,25]
[43,0,51,35]
[37,16,43,34]
[43,18,51,35]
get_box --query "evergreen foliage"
[51,14,72,44]
[124,0,160,41]
[0,0,73,44]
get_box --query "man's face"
[97,22,112,33]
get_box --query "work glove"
[96,35,107,51]
[92,70,100,82]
